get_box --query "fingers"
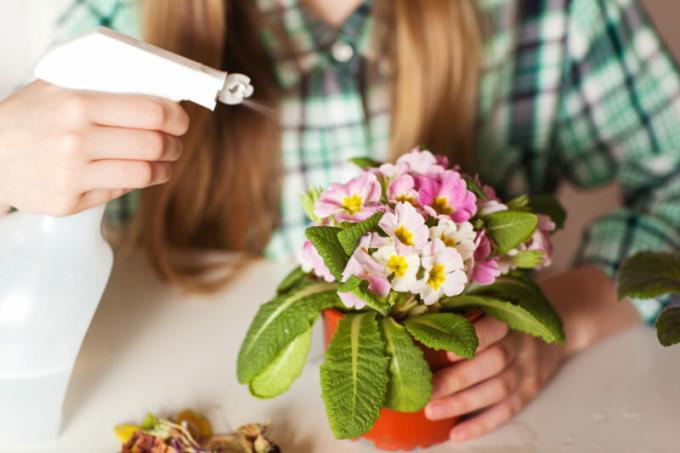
[75,91,190,136]
[81,126,183,162]
[447,316,509,362]
[79,188,132,210]
[448,393,525,443]
[431,340,516,399]
[81,160,173,190]
[425,365,521,420]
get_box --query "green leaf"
[617,251,680,300]
[475,275,564,342]
[250,328,312,398]
[404,313,478,359]
[506,194,530,211]
[350,156,382,169]
[276,266,309,295]
[656,305,680,347]
[305,226,348,281]
[448,275,565,343]
[512,250,545,269]
[320,313,390,439]
[483,210,538,254]
[529,194,567,230]
[443,295,560,343]
[338,275,391,315]
[463,176,487,200]
[337,212,384,256]
[140,412,158,430]
[237,283,338,384]
[380,318,432,412]
[387,290,408,307]
[300,186,324,223]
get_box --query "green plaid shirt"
[57,0,680,323]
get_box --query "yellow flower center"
[342,194,363,214]
[443,235,459,248]
[432,196,454,215]
[396,194,415,204]
[427,263,446,290]
[394,224,414,246]
[387,255,409,278]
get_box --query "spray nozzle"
[218,73,255,105]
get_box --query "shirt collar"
[257,0,378,89]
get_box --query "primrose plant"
[618,251,680,347]
[236,149,566,439]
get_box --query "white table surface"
[3,251,679,453]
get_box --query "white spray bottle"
[0,27,253,444]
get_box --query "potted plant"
[617,251,680,347]
[236,149,566,450]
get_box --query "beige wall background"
[548,0,680,275]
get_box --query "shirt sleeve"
[54,0,141,43]
[555,0,680,323]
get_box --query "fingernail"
[425,402,446,420]
[447,351,461,361]
[450,428,470,443]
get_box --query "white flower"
[418,239,468,305]
[373,245,421,293]
[379,202,429,251]
[429,219,476,261]
[479,200,508,216]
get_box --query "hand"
[0,81,189,215]
[424,316,566,443]
[423,266,640,443]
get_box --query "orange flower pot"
[322,309,460,451]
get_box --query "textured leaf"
[276,266,309,295]
[320,313,390,439]
[301,186,324,223]
[483,210,538,254]
[617,251,680,300]
[338,275,390,315]
[512,250,545,269]
[380,318,432,412]
[506,194,530,211]
[237,283,338,384]
[443,295,561,343]
[656,305,680,347]
[305,226,347,281]
[471,275,564,342]
[250,328,312,398]
[530,194,567,230]
[404,313,478,359]
[350,156,382,169]
[337,212,384,256]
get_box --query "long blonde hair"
[139,0,482,291]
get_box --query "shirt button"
[330,41,354,63]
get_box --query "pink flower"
[469,231,501,285]
[396,148,447,176]
[418,170,477,222]
[314,173,382,222]
[339,235,390,309]
[527,214,556,269]
[379,202,429,251]
[387,174,419,205]
[379,148,447,179]
[300,240,334,282]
